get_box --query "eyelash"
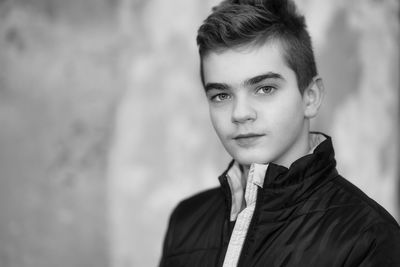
[209,85,277,102]
[210,93,231,102]
[255,85,277,95]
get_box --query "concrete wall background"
[0,0,398,267]
[0,1,123,266]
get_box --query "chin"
[231,150,272,166]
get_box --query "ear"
[303,76,325,118]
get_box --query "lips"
[234,133,264,139]
[233,133,265,146]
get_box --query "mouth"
[233,133,265,146]
[234,133,265,139]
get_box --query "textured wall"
[0,1,123,266]
[0,0,398,267]
[323,0,399,220]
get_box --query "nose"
[231,97,256,124]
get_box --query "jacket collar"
[264,132,336,187]
[219,132,338,211]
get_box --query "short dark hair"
[197,0,317,93]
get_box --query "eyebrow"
[204,82,229,93]
[204,72,285,92]
[243,72,285,87]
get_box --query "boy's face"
[202,43,311,168]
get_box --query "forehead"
[202,43,294,85]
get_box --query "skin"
[202,42,324,173]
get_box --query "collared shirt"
[223,162,269,267]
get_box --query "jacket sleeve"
[159,205,178,267]
[344,222,400,267]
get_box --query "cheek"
[209,108,228,136]
[268,96,305,128]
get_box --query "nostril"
[230,96,257,123]
[231,106,256,123]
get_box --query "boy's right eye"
[210,93,231,102]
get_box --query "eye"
[256,86,276,95]
[211,93,231,102]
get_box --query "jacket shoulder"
[170,186,226,231]
[333,177,400,266]
[160,187,225,264]
[300,175,400,265]
[174,186,223,215]
[331,175,399,227]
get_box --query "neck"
[273,124,311,168]
[239,164,249,189]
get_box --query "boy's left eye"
[255,86,276,95]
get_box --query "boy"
[160,0,400,266]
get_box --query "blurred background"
[0,0,398,266]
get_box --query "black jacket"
[160,136,400,266]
